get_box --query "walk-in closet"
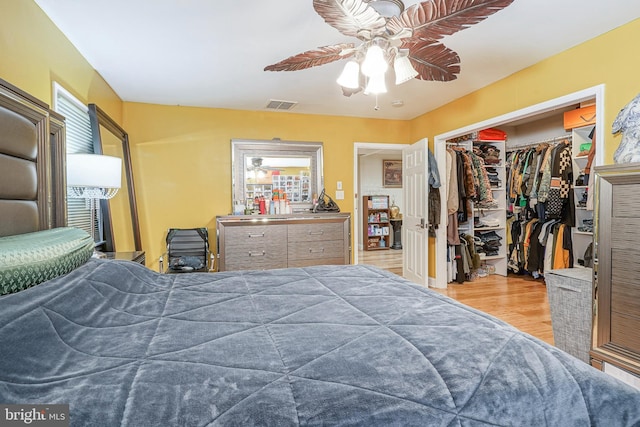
[441,100,596,285]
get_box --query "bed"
[2,79,640,426]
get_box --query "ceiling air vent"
[266,99,298,111]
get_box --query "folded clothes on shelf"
[474,217,501,228]
[475,201,500,209]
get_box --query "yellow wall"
[122,103,409,269]
[4,1,640,277]
[0,0,122,122]
[411,18,640,164]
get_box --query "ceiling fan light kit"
[361,42,389,77]
[364,72,387,95]
[336,60,361,89]
[265,0,515,106]
[394,49,418,85]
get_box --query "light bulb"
[394,50,418,85]
[336,60,360,89]
[364,73,387,95]
[361,45,388,77]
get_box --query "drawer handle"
[309,248,325,253]
[248,233,265,238]
[249,251,266,257]
[308,231,324,235]
[580,113,596,122]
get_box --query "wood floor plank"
[359,249,554,345]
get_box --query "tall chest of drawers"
[217,213,351,271]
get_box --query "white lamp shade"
[361,45,388,77]
[67,154,122,189]
[336,60,361,89]
[364,73,387,95]
[394,51,419,85]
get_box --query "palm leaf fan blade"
[408,40,460,82]
[313,0,386,38]
[390,0,514,41]
[264,44,355,72]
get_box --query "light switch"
[335,190,345,200]
[337,181,343,190]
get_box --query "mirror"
[232,139,324,214]
[88,104,142,251]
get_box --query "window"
[53,83,102,244]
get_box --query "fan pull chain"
[374,94,380,111]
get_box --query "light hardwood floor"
[358,248,554,345]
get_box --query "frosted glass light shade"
[364,73,387,95]
[67,154,122,199]
[336,60,360,89]
[394,51,418,85]
[361,45,388,77]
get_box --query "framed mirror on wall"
[231,139,324,214]
[88,104,142,251]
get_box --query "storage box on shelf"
[563,105,596,130]
[362,195,391,251]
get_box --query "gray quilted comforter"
[1,259,640,426]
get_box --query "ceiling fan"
[265,0,515,96]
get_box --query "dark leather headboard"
[0,78,65,237]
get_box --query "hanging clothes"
[427,148,442,237]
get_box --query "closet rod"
[507,134,572,151]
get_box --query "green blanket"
[0,227,93,295]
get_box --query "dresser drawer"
[288,222,344,242]
[287,240,344,261]
[224,224,286,244]
[223,224,287,270]
[224,249,287,271]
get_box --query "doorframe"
[432,84,605,288]
[353,142,409,266]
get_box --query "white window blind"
[54,83,101,243]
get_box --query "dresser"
[217,213,351,271]
[590,163,640,384]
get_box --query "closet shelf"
[474,226,505,231]
[474,207,503,212]
[479,254,505,261]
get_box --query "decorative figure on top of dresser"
[612,92,640,163]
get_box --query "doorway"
[431,85,605,288]
[353,142,408,273]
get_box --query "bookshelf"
[362,195,390,251]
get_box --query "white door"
[402,138,429,286]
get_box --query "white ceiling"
[33,0,640,120]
